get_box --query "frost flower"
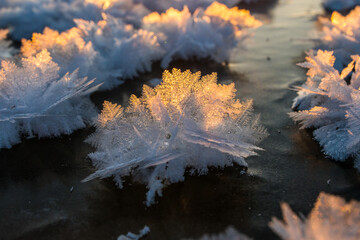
[270,192,360,240]
[320,6,360,69]
[0,0,150,40]
[290,50,360,170]
[0,50,99,149]
[143,2,261,68]
[22,14,164,90]
[84,69,267,205]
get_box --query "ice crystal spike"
[84,68,267,205]
[0,49,99,149]
[291,50,360,170]
[270,192,360,240]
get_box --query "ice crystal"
[290,50,360,169]
[269,192,360,240]
[320,6,360,69]
[22,14,163,89]
[185,227,251,240]
[117,226,150,240]
[84,69,267,205]
[143,2,261,68]
[0,0,150,40]
[0,49,99,149]
[322,0,360,11]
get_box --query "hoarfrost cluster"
[0,50,99,149]
[0,0,254,40]
[143,2,262,68]
[270,192,360,240]
[19,2,261,89]
[320,6,360,69]
[84,69,267,205]
[290,50,360,170]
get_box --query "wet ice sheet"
[0,0,360,240]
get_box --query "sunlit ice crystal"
[0,49,100,149]
[83,68,267,206]
[21,14,164,90]
[142,1,261,68]
[270,192,360,240]
[0,0,151,40]
[320,6,360,70]
[290,50,360,170]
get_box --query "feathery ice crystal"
[0,0,151,40]
[22,2,260,89]
[84,69,267,205]
[270,192,360,240]
[290,50,360,170]
[143,2,262,68]
[320,6,360,69]
[0,50,99,149]
[322,0,360,11]
[22,14,163,90]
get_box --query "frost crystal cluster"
[320,6,360,69]
[143,2,262,68]
[270,192,360,240]
[84,69,267,205]
[21,2,260,89]
[0,0,149,40]
[22,14,163,89]
[0,50,98,149]
[290,50,360,170]
[322,0,360,11]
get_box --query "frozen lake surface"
[0,0,359,239]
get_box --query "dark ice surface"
[0,0,359,239]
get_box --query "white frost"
[290,50,360,170]
[143,2,262,68]
[0,49,99,149]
